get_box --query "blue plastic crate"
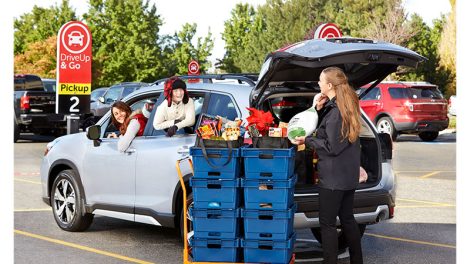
[190,208,240,239]
[242,204,296,240]
[190,237,240,262]
[242,233,296,264]
[242,175,297,210]
[190,147,241,177]
[190,178,240,209]
[241,147,295,180]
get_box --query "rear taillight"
[389,205,395,218]
[403,100,414,111]
[20,95,30,110]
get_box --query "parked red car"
[358,81,449,141]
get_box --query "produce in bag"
[287,94,321,143]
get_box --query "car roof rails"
[152,74,258,87]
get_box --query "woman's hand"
[314,93,328,110]
[291,136,306,145]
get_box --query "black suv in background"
[14,74,65,142]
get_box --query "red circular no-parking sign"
[314,23,342,39]
[188,60,200,75]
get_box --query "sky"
[11,0,452,70]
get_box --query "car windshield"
[103,87,122,104]
[91,89,107,101]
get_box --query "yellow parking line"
[396,198,454,207]
[14,230,155,264]
[364,232,456,249]
[14,178,41,185]
[419,171,441,179]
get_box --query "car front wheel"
[311,224,366,251]
[51,169,93,232]
[418,131,439,142]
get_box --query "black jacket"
[305,97,360,191]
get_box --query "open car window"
[145,92,207,136]
[102,93,160,138]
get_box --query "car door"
[359,87,382,122]
[133,91,208,224]
[81,109,137,219]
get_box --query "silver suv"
[41,38,424,248]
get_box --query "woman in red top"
[108,101,148,152]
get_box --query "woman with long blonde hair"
[292,66,363,264]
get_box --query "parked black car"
[14,74,65,142]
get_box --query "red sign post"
[187,60,200,83]
[56,21,92,115]
[314,23,342,39]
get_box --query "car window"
[102,94,159,137]
[360,87,381,100]
[43,81,56,92]
[269,96,313,123]
[91,89,106,101]
[389,87,444,99]
[388,88,408,99]
[206,93,239,121]
[146,92,206,136]
[122,87,136,99]
[104,87,122,104]
[410,87,444,99]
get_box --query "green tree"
[361,0,413,45]
[322,0,393,38]
[166,23,214,75]
[438,0,456,96]
[220,0,399,73]
[218,3,256,72]
[84,0,166,87]
[221,0,330,73]
[14,36,57,78]
[14,0,76,54]
[396,14,451,95]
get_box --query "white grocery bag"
[287,94,321,143]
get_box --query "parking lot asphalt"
[13,131,456,263]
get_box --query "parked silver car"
[90,82,148,118]
[41,38,424,248]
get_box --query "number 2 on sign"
[70,96,79,112]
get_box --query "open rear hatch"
[250,37,426,108]
[249,38,425,191]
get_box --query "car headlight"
[44,138,60,156]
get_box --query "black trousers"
[319,187,363,264]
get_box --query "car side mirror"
[378,133,392,160]
[86,125,102,147]
[98,96,105,103]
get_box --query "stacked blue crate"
[189,146,242,262]
[241,146,297,264]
